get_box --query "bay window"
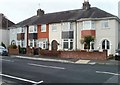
[83,21,95,30]
[63,39,73,50]
[38,41,48,49]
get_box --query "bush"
[20,48,26,54]
[9,45,17,49]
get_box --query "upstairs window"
[41,25,46,32]
[29,25,37,33]
[101,20,109,29]
[83,21,95,30]
[17,27,24,33]
[52,24,57,32]
[61,22,74,31]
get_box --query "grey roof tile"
[16,7,116,26]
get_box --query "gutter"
[77,17,120,23]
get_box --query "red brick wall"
[60,50,107,60]
[40,50,60,57]
[8,48,19,55]
[81,30,96,38]
[37,24,49,39]
[39,50,108,60]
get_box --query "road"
[1,56,120,85]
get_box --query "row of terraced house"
[9,1,120,56]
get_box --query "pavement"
[10,55,120,66]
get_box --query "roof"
[16,7,117,26]
[0,13,15,29]
[16,16,39,26]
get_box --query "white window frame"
[62,39,73,50]
[29,25,37,33]
[17,27,25,33]
[83,21,95,30]
[29,40,33,47]
[101,20,109,29]
[38,41,48,49]
[17,40,25,47]
[52,24,57,32]
[17,40,21,46]
[34,25,37,33]
[41,25,46,32]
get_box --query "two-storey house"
[9,1,120,56]
[0,13,14,47]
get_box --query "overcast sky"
[0,0,120,24]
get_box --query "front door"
[51,40,58,51]
[102,39,111,55]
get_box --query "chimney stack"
[82,0,91,10]
[37,9,45,16]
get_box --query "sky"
[0,0,120,24]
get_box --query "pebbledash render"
[9,1,120,56]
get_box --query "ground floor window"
[29,40,37,48]
[38,41,48,49]
[102,39,110,50]
[62,39,73,50]
[17,40,25,47]
[29,40,33,47]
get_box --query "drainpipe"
[75,21,77,50]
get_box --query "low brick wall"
[8,48,19,55]
[40,50,60,57]
[39,50,107,60]
[26,47,33,56]
[60,50,107,60]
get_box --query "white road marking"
[96,71,120,76]
[0,59,14,62]
[75,60,90,64]
[28,63,66,70]
[33,80,44,85]
[0,73,43,84]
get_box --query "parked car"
[115,49,120,60]
[0,46,8,56]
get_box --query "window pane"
[34,40,37,47]
[63,42,68,49]
[92,21,95,29]
[52,25,57,32]
[69,31,74,39]
[41,25,46,32]
[83,21,91,29]
[102,21,109,28]
[62,31,74,39]
[30,40,33,47]
[102,40,105,49]
[34,26,37,32]
[62,32,69,39]
[70,42,73,50]
[107,40,110,49]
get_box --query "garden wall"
[39,50,108,60]
[8,48,19,55]
[60,50,108,60]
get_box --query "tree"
[1,42,6,48]
[83,36,95,49]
